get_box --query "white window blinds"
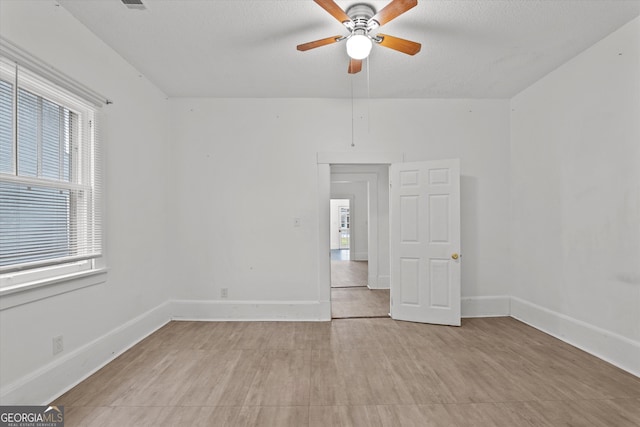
[0,57,103,276]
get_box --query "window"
[0,56,103,294]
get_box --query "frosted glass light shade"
[346,34,372,60]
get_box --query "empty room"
[0,1,639,426]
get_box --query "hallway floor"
[330,259,368,288]
[330,255,389,318]
[331,287,390,318]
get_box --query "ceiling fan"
[297,0,421,74]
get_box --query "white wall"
[0,1,171,404]
[167,98,511,316]
[510,17,640,375]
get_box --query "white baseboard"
[5,294,635,406]
[367,275,390,289]
[367,284,390,290]
[377,275,390,288]
[510,297,640,377]
[354,252,368,261]
[170,299,332,322]
[462,295,510,318]
[0,301,171,406]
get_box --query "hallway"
[330,251,389,319]
[331,287,390,319]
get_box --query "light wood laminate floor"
[331,260,368,288]
[331,287,390,318]
[53,317,640,426]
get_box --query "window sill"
[0,268,107,310]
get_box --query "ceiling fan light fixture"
[346,34,372,60]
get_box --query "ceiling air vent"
[121,0,146,10]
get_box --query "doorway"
[330,198,353,262]
[330,166,390,319]
[318,155,462,326]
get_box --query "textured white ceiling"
[58,0,640,98]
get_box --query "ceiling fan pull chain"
[367,56,371,136]
[351,76,355,147]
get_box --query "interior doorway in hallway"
[330,166,390,319]
[330,198,352,262]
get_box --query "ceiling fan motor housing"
[345,4,377,32]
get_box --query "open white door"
[389,159,461,326]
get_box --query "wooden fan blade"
[348,58,362,74]
[377,34,421,55]
[313,0,352,24]
[370,0,417,27]
[297,35,343,51]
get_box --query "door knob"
[451,253,459,260]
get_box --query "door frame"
[317,152,404,319]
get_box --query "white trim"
[170,300,331,322]
[367,284,390,292]
[0,37,108,107]
[370,275,390,289]
[353,252,368,261]
[510,297,640,377]
[317,151,403,165]
[461,295,510,318]
[317,164,331,315]
[0,269,107,310]
[0,173,91,192]
[0,301,171,405]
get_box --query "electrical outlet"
[52,335,63,355]
[220,288,228,299]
